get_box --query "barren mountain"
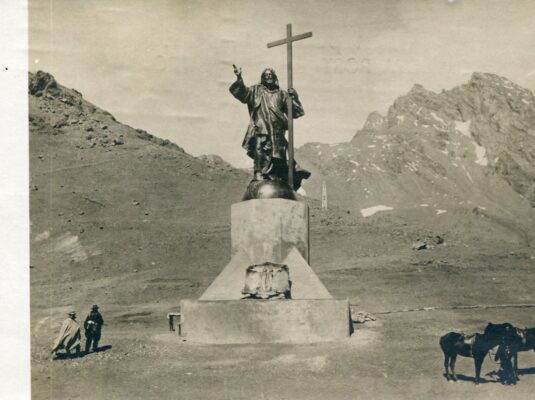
[29,70,252,306]
[297,72,535,245]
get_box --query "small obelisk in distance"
[322,181,328,209]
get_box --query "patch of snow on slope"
[349,160,359,166]
[406,161,419,172]
[455,120,471,137]
[371,163,384,172]
[35,231,50,242]
[466,171,474,182]
[436,209,447,215]
[53,232,88,262]
[360,205,393,217]
[474,143,488,166]
[430,112,446,125]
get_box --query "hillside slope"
[29,71,251,306]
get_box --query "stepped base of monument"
[179,299,351,344]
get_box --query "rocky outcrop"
[29,71,61,97]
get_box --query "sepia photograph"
[3,0,535,398]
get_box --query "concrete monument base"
[179,198,353,344]
[180,298,351,344]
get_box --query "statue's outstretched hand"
[232,64,242,79]
[288,88,299,100]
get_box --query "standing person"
[51,311,81,359]
[84,304,104,353]
[229,65,311,191]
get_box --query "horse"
[440,322,518,384]
[510,327,535,381]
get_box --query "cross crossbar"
[267,31,313,48]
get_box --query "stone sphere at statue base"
[242,179,297,201]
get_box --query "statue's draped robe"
[229,78,310,190]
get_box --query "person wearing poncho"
[51,311,81,358]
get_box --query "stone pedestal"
[180,299,351,344]
[231,198,309,264]
[180,198,352,343]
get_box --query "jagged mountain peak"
[361,111,386,132]
[297,72,535,241]
[352,71,535,139]
[408,83,431,94]
[469,71,522,88]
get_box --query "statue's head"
[260,68,279,89]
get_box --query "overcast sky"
[30,0,535,167]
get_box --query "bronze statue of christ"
[229,65,311,192]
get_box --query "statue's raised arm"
[232,64,242,80]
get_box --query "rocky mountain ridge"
[297,72,535,244]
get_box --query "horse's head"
[525,327,535,348]
[515,327,528,347]
[485,322,522,348]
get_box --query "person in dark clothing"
[494,324,520,385]
[84,304,104,353]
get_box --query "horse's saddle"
[462,333,477,346]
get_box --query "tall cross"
[267,24,312,190]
